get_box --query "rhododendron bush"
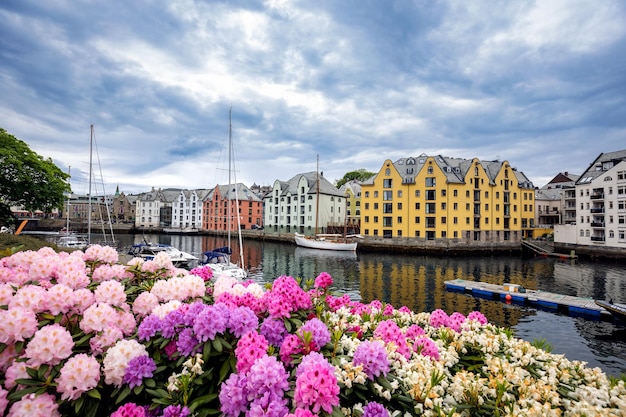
[0,246,625,417]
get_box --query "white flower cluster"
[102,339,148,387]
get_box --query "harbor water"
[104,233,626,376]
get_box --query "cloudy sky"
[2,0,625,196]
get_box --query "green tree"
[336,169,376,188]
[0,128,70,226]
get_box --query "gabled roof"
[215,183,262,202]
[276,171,345,197]
[576,149,626,185]
[374,154,534,189]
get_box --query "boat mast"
[228,109,232,248]
[66,166,71,234]
[315,154,319,236]
[88,124,93,244]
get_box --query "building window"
[374,191,379,198]
[426,177,436,187]
[365,191,370,197]
[397,190,402,198]
[383,191,393,201]
[383,217,392,227]
[397,216,402,224]
[453,190,458,197]
[415,202,420,210]
[385,168,391,175]
[428,166,434,174]
[415,190,420,197]
[415,216,420,223]
[383,179,392,188]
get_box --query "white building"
[171,189,210,231]
[135,188,179,229]
[554,150,626,253]
[264,171,347,234]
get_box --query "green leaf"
[86,389,101,400]
[144,378,156,388]
[203,340,212,361]
[115,386,131,404]
[212,337,223,353]
[189,393,218,412]
[36,364,50,380]
[15,377,40,386]
[7,386,40,401]
[73,396,85,414]
[146,388,170,398]
[25,367,39,379]
[218,356,232,383]
[134,385,143,395]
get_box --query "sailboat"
[200,109,247,280]
[294,156,359,251]
[57,125,115,249]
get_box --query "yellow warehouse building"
[361,154,535,245]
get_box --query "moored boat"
[595,300,626,321]
[294,233,358,251]
[128,242,198,269]
[56,234,89,250]
[200,246,247,280]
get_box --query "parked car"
[251,224,264,230]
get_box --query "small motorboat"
[199,246,247,280]
[56,234,89,250]
[128,242,198,269]
[595,299,626,321]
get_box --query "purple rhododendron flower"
[353,340,390,380]
[298,318,330,350]
[260,317,287,347]
[363,401,390,417]
[123,355,157,388]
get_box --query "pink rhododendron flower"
[4,361,28,389]
[45,284,75,315]
[0,282,15,304]
[414,337,440,360]
[84,244,119,264]
[90,327,124,355]
[0,307,38,344]
[9,284,47,312]
[6,393,60,417]
[314,272,333,289]
[294,358,340,414]
[235,331,269,374]
[0,386,7,416]
[447,312,466,332]
[80,302,118,333]
[71,288,95,314]
[111,403,148,417]
[95,280,127,306]
[132,291,160,317]
[429,309,449,328]
[24,323,74,366]
[56,255,90,289]
[467,311,488,325]
[56,353,101,400]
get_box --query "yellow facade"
[361,155,535,242]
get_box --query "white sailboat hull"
[294,233,357,251]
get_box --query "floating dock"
[521,240,578,259]
[444,279,610,319]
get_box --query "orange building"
[202,183,263,232]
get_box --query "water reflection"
[108,233,626,376]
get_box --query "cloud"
[1,0,625,195]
